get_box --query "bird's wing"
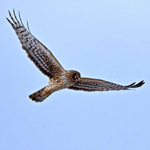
[7,9,65,78]
[68,77,145,91]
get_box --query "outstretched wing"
[68,78,145,91]
[7,9,64,78]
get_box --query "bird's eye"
[73,74,78,80]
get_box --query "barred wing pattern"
[7,10,64,78]
[68,78,145,91]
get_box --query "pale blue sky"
[0,0,149,150]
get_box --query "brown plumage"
[7,9,145,102]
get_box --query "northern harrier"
[7,9,145,102]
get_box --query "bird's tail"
[29,86,51,102]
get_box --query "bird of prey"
[7,9,145,102]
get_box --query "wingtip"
[8,9,12,17]
[140,80,145,86]
[126,80,145,89]
[6,17,10,23]
[18,10,25,27]
[132,80,145,88]
[27,20,31,33]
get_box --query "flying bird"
[7,9,145,102]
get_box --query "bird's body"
[41,70,80,96]
[7,9,145,102]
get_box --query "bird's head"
[69,70,81,82]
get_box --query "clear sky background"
[0,0,149,150]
